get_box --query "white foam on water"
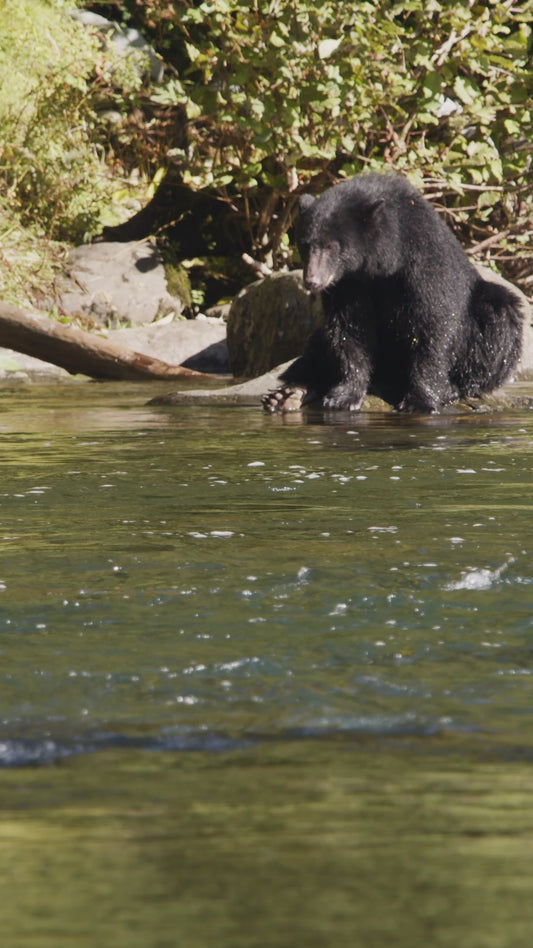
[445,558,513,591]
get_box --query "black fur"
[264,174,523,413]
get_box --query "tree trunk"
[0,302,215,381]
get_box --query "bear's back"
[338,174,475,288]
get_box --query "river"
[1,381,532,946]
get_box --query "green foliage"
[0,0,146,244]
[130,0,532,284]
[0,195,67,309]
[1,0,531,307]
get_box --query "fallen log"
[0,302,216,381]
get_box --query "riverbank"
[1,251,532,417]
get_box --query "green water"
[1,382,533,946]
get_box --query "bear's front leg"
[322,331,372,411]
[262,329,335,413]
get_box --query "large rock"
[57,240,190,327]
[108,317,228,372]
[226,270,323,378]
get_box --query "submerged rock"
[147,368,533,413]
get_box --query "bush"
[127,0,533,288]
[0,0,145,243]
[1,0,531,308]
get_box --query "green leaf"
[421,71,442,99]
[318,39,342,59]
[477,190,501,210]
[453,76,478,106]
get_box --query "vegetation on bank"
[0,0,151,307]
[0,0,532,312]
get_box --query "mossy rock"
[226,270,323,378]
[164,262,192,313]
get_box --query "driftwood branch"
[0,302,216,381]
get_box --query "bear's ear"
[299,193,316,213]
[360,196,385,219]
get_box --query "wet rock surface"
[147,365,533,414]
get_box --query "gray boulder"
[108,317,228,373]
[69,9,164,83]
[226,270,323,378]
[57,240,189,327]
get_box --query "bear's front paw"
[262,385,314,413]
[398,394,438,414]
[322,386,365,411]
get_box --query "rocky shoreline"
[1,239,532,414]
[3,320,532,415]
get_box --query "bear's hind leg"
[457,279,523,397]
[399,355,459,413]
[322,382,368,411]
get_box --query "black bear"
[262,173,523,413]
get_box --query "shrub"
[0,0,145,243]
[129,0,533,287]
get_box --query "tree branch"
[0,302,216,381]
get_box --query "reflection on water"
[1,382,533,946]
[1,741,533,948]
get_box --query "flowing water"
[1,381,533,946]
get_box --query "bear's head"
[297,179,401,292]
